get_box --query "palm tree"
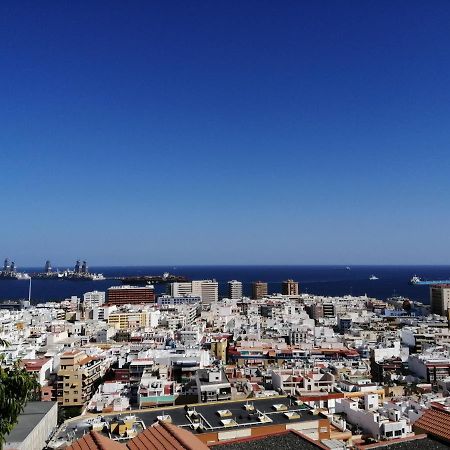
[0,339,40,448]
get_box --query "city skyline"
[2,1,450,265]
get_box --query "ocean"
[1,265,450,304]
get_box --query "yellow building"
[108,311,150,330]
[57,350,104,406]
[211,338,228,363]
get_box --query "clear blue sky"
[1,1,450,266]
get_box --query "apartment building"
[252,281,268,299]
[57,350,105,407]
[170,280,218,304]
[169,282,193,297]
[430,285,450,316]
[228,280,243,299]
[106,285,155,306]
[108,310,153,330]
[83,291,105,309]
[282,279,299,296]
[192,280,218,304]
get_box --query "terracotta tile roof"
[22,358,48,370]
[66,431,125,450]
[126,422,209,450]
[413,408,450,443]
[67,421,209,450]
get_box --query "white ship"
[91,273,105,281]
[369,275,379,280]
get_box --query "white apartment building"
[228,280,243,300]
[83,291,105,309]
[170,282,193,297]
[192,280,218,304]
[170,280,218,304]
[335,394,410,440]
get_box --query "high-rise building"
[282,279,299,296]
[430,285,450,316]
[228,280,243,300]
[106,285,155,306]
[252,281,268,300]
[170,282,193,297]
[192,280,218,304]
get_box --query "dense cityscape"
[2,272,450,449]
[3,1,450,450]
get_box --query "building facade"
[106,285,155,306]
[252,281,268,300]
[228,280,243,300]
[430,285,450,316]
[282,279,299,296]
[57,350,104,406]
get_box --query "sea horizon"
[2,264,449,304]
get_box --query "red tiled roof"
[66,431,125,450]
[127,422,209,450]
[66,423,208,450]
[413,408,450,442]
[22,359,48,370]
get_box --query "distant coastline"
[1,265,449,303]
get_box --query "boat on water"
[345,266,351,271]
[0,258,30,280]
[409,275,450,285]
[369,275,379,280]
[31,260,105,281]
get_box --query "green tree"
[0,339,40,447]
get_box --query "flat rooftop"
[356,435,450,449]
[4,401,57,445]
[212,431,323,450]
[60,396,319,442]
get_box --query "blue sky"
[1,1,450,265]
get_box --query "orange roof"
[127,422,209,450]
[66,423,209,450]
[79,356,98,365]
[414,408,450,442]
[62,350,83,356]
[22,359,48,370]
[66,431,125,450]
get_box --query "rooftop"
[67,431,124,450]
[413,408,450,443]
[212,431,325,450]
[4,401,57,446]
[357,434,450,449]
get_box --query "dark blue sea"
[1,265,450,304]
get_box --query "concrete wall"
[196,418,329,445]
[5,402,57,450]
